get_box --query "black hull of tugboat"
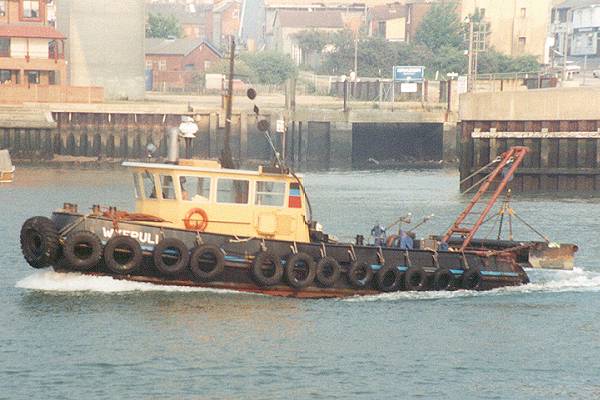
[23,212,529,299]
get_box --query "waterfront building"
[551,0,600,56]
[459,0,560,61]
[56,0,145,100]
[145,38,222,91]
[0,0,67,102]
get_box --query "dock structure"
[459,87,600,193]
[0,100,454,169]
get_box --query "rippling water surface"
[2,166,600,399]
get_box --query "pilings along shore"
[458,88,600,193]
[1,104,451,170]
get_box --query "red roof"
[0,25,66,39]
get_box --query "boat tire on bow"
[347,261,373,289]
[153,238,190,275]
[189,244,225,281]
[103,235,143,274]
[284,252,316,289]
[462,268,483,290]
[433,268,456,291]
[376,265,403,292]
[315,256,341,287]
[20,216,60,269]
[63,231,102,271]
[405,266,428,291]
[252,251,283,287]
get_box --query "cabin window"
[217,179,249,204]
[255,181,285,207]
[133,174,141,199]
[160,175,176,200]
[180,176,211,202]
[142,171,157,199]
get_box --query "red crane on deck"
[442,146,529,252]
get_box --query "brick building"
[146,37,222,91]
[0,0,65,86]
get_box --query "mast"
[221,36,236,169]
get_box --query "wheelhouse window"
[160,175,176,200]
[133,174,141,199]
[255,181,285,207]
[22,0,40,19]
[217,179,249,204]
[180,176,211,202]
[142,171,157,199]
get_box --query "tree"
[293,30,331,65]
[240,51,297,85]
[415,2,463,52]
[146,13,183,39]
[206,58,255,81]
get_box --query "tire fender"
[103,235,143,274]
[63,230,102,271]
[189,244,225,281]
[153,238,190,275]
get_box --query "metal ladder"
[442,146,530,252]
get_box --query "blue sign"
[393,66,425,82]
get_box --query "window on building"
[478,7,485,19]
[48,70,57,85]
[0,0,6,16]
[217,179,249,204]
[180,176,211,202]
[0,38,9,57]
[22,0,40,19]
[160,175,176,200]
[145,60,153,70]
[232,8,239,19]
[27,71,39,84]
[0,70,11,84]
[204,60,211,70]
[142,171,157,199]
[519,36,527,48]
[377,21,386,38]
[158,60,167,71]
[520,8,526,18]
[255,181,285,207]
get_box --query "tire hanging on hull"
[315,256,341,287]
[189,244,225,281]
[103,236,143,274]
[63,231,102,271]
[347,261,373,289]
[284,252,316,289]
[376,266,403,292]
[20,216,60,269]
[252,251,283,287]
[405,266,428,291]
[153,238,190,275]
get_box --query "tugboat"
[19,115,534,298]
[17,40,553,298]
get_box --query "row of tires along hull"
[21,216,491,293]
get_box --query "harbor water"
[2,166,600,399]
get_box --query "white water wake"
[15,269,241,295]
[345,267,600,302]
[15,267,600,300]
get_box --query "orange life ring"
[184,208,209,231]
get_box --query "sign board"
[400,82,418,93]
[276,119,285,133]
[393,66,424,82]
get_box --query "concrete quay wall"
[459,88,600,193]
[1,105,454,170]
